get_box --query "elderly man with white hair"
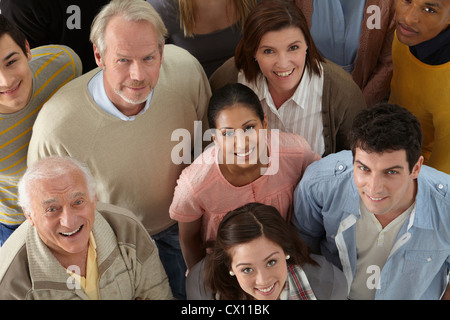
[27,0,211,299]
[0,156,173,300]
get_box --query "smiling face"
[229,236,288,300]
[26,169,96,263]
[353,148,423,224]
[254,26,308,101]
[0,34,32,114]
[395,0,450,46]
[94,15,164,116]
[213,103,268,168]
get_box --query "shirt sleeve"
[169,168,205,223]
[292,164,326,254]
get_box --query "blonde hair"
[178,0,257,37]
[90,0,168,57]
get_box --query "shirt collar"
[237,67,317,111]
[411,27,450,62]
[87,70,153,121]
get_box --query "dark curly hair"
[349,103,423,172]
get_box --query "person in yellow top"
[390,0,450,174]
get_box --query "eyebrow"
[235,251,280,268]
[3,52,19,62]
[219,119,257,130]
[425,1,442,8]
[41,192,87,206]
[116,50,157,59]
[259,40,303,49]
[354,160,405,171]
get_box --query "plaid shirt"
[280,264,317,300]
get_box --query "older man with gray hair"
[27,0,211,299]
[0,156,173,300]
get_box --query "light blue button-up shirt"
[310,0,365,73]
[293,151,450,299]
[87,70,153,121]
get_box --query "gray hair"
[18,156,97,215]
[90,0,168,57]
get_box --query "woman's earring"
[229,271,235,276]
[285,255,290,260]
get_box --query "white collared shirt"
[87,70,153,121]
[238,66,325,156]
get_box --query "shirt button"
[427,257,432,262]
[338,165,344,171]
[438,184,444,189]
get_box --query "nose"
[129,61,144,81]
[366,174,385,196]
[59,206,75,228]
[255,268,271,286]
[234,129,249,150]
[403,4,420,25]
[0,71,15,89]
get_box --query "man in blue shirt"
[293,103,450,299]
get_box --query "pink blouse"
[169,131,320,244]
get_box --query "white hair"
[18,156,97,215]
[90,0,168,57]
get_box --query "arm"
[359,0,396,107]
[178,218,205,270]
[325,62,367,153]
[291,166,326,254]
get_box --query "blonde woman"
[147,0,258,77]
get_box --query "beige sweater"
[0,202,173,300]
[27,45,211,235]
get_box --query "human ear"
[93,44,104,69]
[410,156,424,179]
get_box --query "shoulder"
[96,202,156,255]
[96,202,148,234]
[322,60,358,86]
[321,60,366,109]
[32,69,97,125]
[30,44,82,76]
[209,57,239,92]
[418,166,450,204]
[177,147,218,190]
[161,45,203,72]
[302,254,348,300]
[302,151,354,182]
[158,44,209,92]
[0,221,30,283]
[276,131,312,151]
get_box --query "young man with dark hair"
[390,0,450,174]
[293,103,450,300]
[0,15,82,245]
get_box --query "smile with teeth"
[274,69,294,77]
[235,147,256,157]
[0,82,20,95]
[256,283,276,294]
[60,225,83,237]
[368,195,386,201]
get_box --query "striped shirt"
[0,45,82,225]
[238,65,325,156]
